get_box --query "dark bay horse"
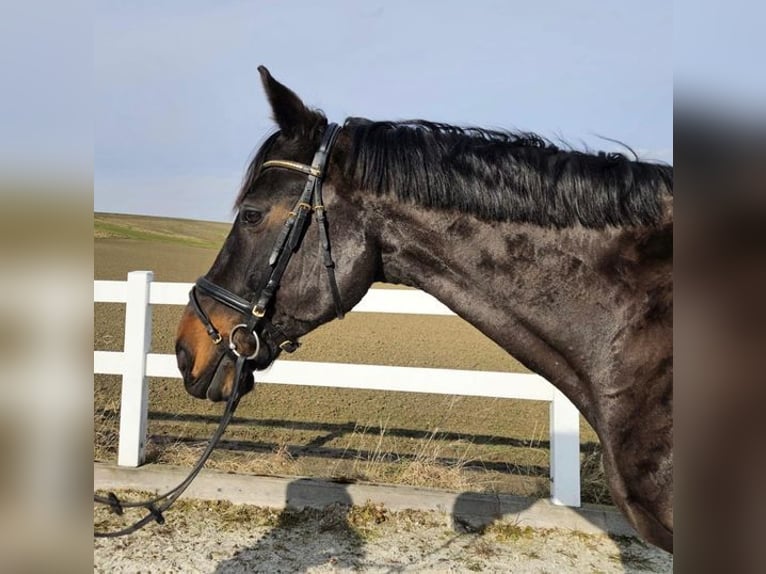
[175,67,673,552]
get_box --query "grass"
[94,372,607,505]
[93,400,120,463]
[96,492,433,542]
[484,521,537,543]
[580,446,611,504]
[472,538,500,558]
[347,501,389,539]
[327,424,478,491]
[94,492,284,533]
[94,411,615,505]
[96,492,446,539]
[94,212,229,249]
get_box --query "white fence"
[94,271,582,507]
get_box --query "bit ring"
[228,323,261,360]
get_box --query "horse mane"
[344,118,673,228]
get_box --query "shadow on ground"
[452,492,644,571]
[212,477,658,573]
[214,479,364,573]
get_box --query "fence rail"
[94,271,581,507]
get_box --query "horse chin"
[205,360,233,402]
[185,340,275,402]
[205,355,256,402]
[205,342,275,402]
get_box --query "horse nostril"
[176,344,192,379]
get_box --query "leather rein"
[94,122,343,537]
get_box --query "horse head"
[175,67,378,402]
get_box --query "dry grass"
[484,520,538,542]
[326,424,476,491]
[389,429,474,490]
[93,403,119,462]
[347,501,389,539]
[93,396,607,504]
[472,538,500,559]
[93,410,556,498]
[145,438,300,477]
[96,492,422,536]
[580,446,612,505]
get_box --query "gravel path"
[94,500,672,573]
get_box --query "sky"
[94,1,673,223]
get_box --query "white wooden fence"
[94,271,582,507]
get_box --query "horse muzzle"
[176,333,271,402]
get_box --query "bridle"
[190,121,344,361]
[94,122,344,537]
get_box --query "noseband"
[190,122,344,364]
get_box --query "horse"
[175,67,673,552]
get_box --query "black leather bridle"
[94,122,344,537]
[190,121,344,363]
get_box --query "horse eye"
[241,209,264,225]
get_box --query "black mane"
[344,119,672,228]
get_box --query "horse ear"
[258,66,324,138]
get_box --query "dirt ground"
[94,497,672,573]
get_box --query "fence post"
[549,388,581,506]
[117,271,153,467]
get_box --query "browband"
[261,160,321,177]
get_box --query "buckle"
[279,340,298,353]
[252,306,266,318]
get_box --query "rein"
[94,122,343,537]
[94,355,246,537]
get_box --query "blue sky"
[94,1,672,223]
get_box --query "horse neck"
[368,196,673,424]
